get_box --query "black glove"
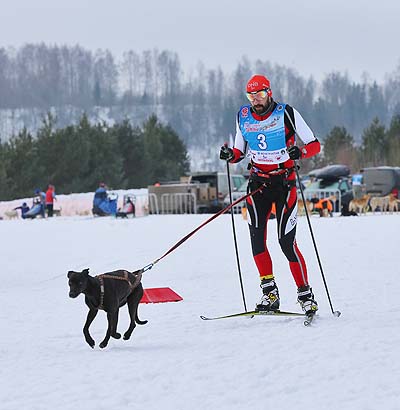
[219,145,234,161]
[288,146,301,160]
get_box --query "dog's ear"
[82,268,90,275]
[67,271,74,278]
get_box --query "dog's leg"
[83,308,98,348]
[135,286,147,325]
[124,286,147,340]
[124,295,137,340]
[111,310,121,339]
[99,311,117,348]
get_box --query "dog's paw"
[112,332,121,339]
[123,332,131,341]
[86,339,95,349]
[99,341,108,349]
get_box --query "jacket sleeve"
[299,140,320,159]
[286,106,320,159]
[229,112,247,163]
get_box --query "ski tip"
[199,315,209,320]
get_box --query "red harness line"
[142,183,265,272]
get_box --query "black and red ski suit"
[229,101,320,288]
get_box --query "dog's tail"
[135,313,148,325]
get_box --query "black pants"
[245,175,309,288]
[46,204,54,217]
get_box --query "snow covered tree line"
[0,43,399,181]
[1,44,400,136]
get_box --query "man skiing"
[220,74,320,315]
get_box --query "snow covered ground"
[0,212,399,409]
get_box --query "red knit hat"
[246,75,272,95]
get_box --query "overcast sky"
[1,0,399,84]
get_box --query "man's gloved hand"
[288,145,301,160]
[219,145,234,161]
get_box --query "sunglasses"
[246,88,270,102]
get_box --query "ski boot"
[255,278,280,312]
[297,285,318,315]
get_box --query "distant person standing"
[45,184,56,217]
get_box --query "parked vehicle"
[362,166,400,197]
[148,172,246,214]
[190,172,245,207]
[223,180,248,213]
[304,165,353,213]
[304,178,353,212]
[308,164,350,181]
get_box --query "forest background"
[0,44,399,200]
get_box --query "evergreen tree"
[386,114,400,166]
[51,124,91,193]
[80,115,124,190]
[4,128,40,199]
[142,114,189,184]
[323,126,355,167]
[0,143,10,199]
[361,117,387,166]
[112,119,147,188]
[367,82,387,124]
[343,83,368,139]
[35,112,58,185]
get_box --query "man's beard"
[252,98,273,115]
[253,103,266,114]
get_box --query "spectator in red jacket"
[45,184,56,217]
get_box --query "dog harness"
[96,270,142,310]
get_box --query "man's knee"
[278,232,297,261]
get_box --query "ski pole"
[284,108,340,317]
[294,163,341,317]
[226,161,247,312]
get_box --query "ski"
[200,309,305,321]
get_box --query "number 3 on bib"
[257,133,267,149]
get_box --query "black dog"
[67,268,147,349]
